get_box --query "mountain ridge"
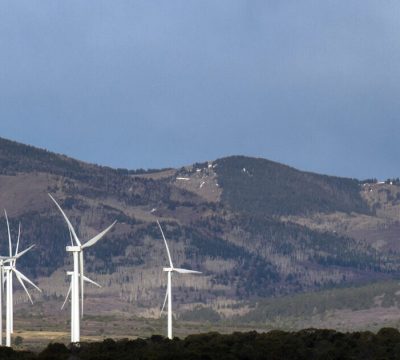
[0,136,399,328]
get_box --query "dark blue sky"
[1,1,399,179]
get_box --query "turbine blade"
[12,268,41,293]
[160,287,168,316]
[173,268,202,274]
[80,251,84,317]
[61,283,72,310]
[1,268,5,295]
[157,221,174,268]
[13,271,33,304]
[48,194,82,246]
[14,244,35,259]
[4,210,12,257]
[81,221,117,249]
[15,223,21,256]
[0,268,3,303]
[68,226,74,247]
[83,275,101,288]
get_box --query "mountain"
[1,136,400,330]
[216,156,369,216]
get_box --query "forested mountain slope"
[0,136,399,323]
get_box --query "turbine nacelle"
[66,246,82,252]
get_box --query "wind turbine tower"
[0,258,4,346]
[157,220,201,339]
[49,194,116,343]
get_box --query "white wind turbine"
[2,210,41,347]
[49,194,117,344]
[157,220,201,340]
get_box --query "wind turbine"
[2,210,41,347]
[157,220,201,340]
[49,194,117,343]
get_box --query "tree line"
[3,329,400,359]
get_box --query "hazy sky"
[1,1,399,179]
